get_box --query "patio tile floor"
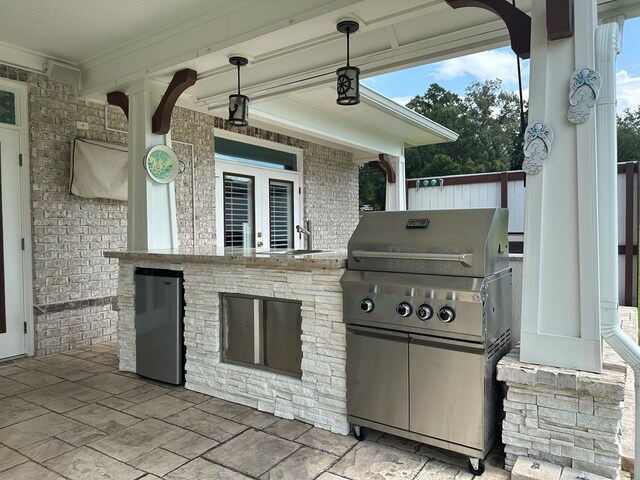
[0,343,510,480]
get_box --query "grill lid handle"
[350,250,474,267]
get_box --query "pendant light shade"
[228,56,249,127]
[336,20,360,106]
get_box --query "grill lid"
[347,208,509,277]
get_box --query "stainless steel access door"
[346,325,409,430]
[264,299,302,375]
[409,334,485,450]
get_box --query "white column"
[596,16,625,341]
[127,79,179,251]
[520,1,602,372]
[384,154,406,211]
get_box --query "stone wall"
[496,309,636,479]
[116,258,349,435]
[1,63,358,356]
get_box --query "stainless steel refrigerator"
[134,268,184,385]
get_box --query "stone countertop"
[104,247,347,270]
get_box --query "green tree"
[358,164,385,211]
[618,106,640,162]
[405,79,525,177]
[359,79,526,209]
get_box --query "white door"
[0,127,26,359]
[215,160,301,250]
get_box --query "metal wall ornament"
[522,122,554,175]
[567,67,602,124]
[228,56,249,127]
[336,20,360,106]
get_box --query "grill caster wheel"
[353,425,368,441]
[468,458,485,476]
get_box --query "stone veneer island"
[105,248,350,434]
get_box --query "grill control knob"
[416,304,433,321]
[361,299,374,313]
[438,306,456,323]
[396,302,413,317]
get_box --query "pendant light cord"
[237,63,241,95]
[346,28,351,67]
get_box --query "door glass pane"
[269,180,293,249]
[224,174,254,248]
[0,91,16,125]
[216,137,297,170]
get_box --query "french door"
[216,160,301,250]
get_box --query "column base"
[497,308,637,479]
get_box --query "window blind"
[224,175,254,248]
[269,180,293,249]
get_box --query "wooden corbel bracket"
[152,68,197,134]
[546,0,573,41]
[106,91,129,120]
[444,0,531,59]
[367,153,397,184]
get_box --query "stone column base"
[496,309,637,479]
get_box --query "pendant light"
[228,56,249,127]
[336,19,360,106]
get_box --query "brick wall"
[302,144,358,250]
[1,65,130,355]
[1,63,358,356]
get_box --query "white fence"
[407,163,638,306]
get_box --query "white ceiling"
[0,0,638,155]
[0,0,235,63]
[1,0,637,104]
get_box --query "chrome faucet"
[296,220,313,250]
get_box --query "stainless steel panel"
[484,272,513,344]
[223,295,255,364]
[135,270,183,385]
[347,416,484,458]
[341,269,492,341]
[347,208,509,277]
[347,325,409,430]
[264,299,302,375]
[409,334,485,450]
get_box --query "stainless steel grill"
[341,208,512,475]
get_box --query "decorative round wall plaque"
[144,145,179,183]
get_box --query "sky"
[363,17,640,115]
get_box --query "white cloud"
[434,50,528,87]
[616,70,640,113]
[390,96,412,106]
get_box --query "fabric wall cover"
[70,138,128,201]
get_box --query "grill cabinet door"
[409,335,484,450]
[346,326,409,430]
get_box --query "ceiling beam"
[78,0,366,97]
[195,18,513,110]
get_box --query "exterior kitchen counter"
[104,247,347,270]
[107,247,350,435]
